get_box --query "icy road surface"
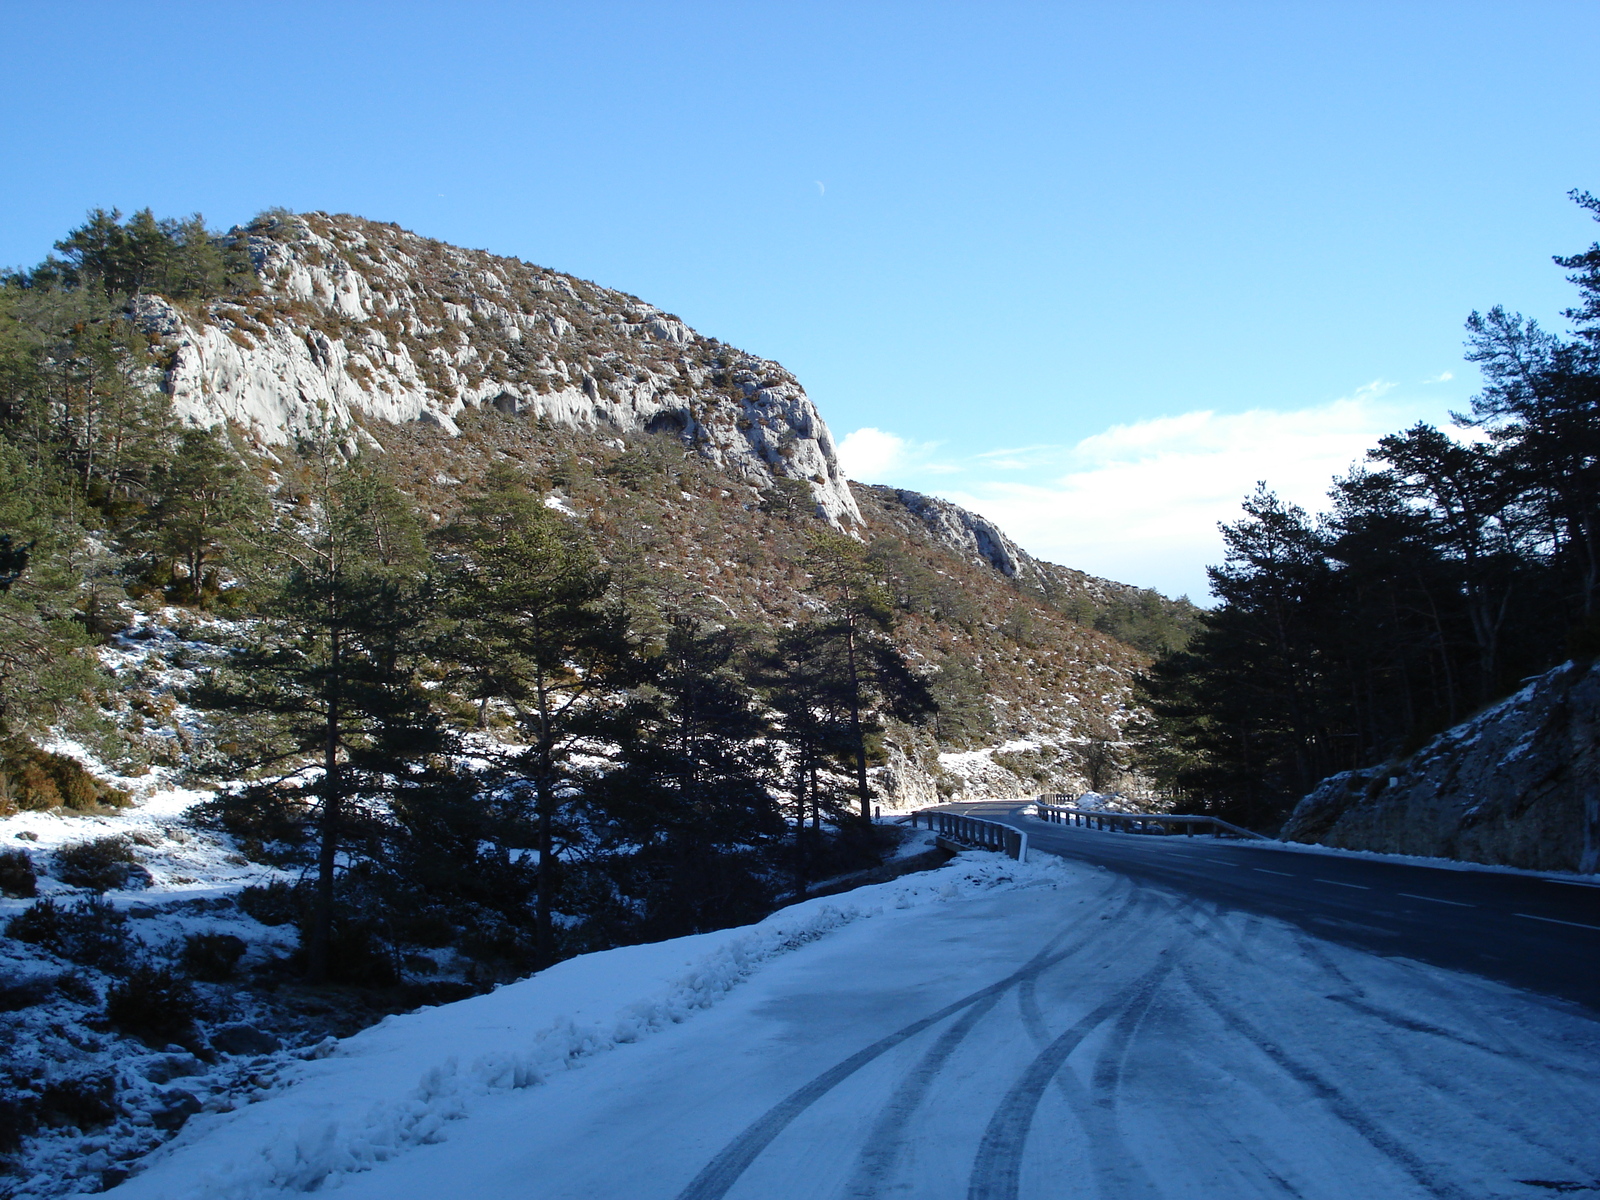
[106,854,1600,1200]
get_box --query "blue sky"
[3,1,1597,598]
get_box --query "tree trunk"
[307,632,341,984]
[844,617,870,820]
[533,664,554,965]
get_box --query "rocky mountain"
[134,210,859,527]
[1281,659,1600,873]
[129,210,1174,803]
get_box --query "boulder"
[149,1088,202,1132]
[208,1022,281,1056]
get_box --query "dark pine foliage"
[1142,190,1600,829]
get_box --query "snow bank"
[104,852,1069,1199]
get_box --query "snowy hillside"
[0,821,1045,1198]
[76,847,1600,1200]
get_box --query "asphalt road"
[935,800,1600,1013]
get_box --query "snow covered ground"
[91,849,1600,1200]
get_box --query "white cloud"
[836,427,906,482]
[847,383,1459,602]
[836,427,952,483]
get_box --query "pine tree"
[929,653,990,747]
[1141,487,1336,827]
[590,614,780,938]
[801,530,935,820]
[143,425,266,605]
[195,443,443,982]
[50,208,254,302]
[0,441,105,743]
[437,466,634,963]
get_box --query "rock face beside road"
[1281,659,1600,873]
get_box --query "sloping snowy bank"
[100,853,1069,1199]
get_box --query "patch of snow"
[104,852,1066,1198]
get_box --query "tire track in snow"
[1011,888,1202,1200]
[839,972,1015,1198]
[1382,955,1600,1087]
[1282,926,1600,1176]
[1179,965,1473,1200]
[837,885,1169,1200]
[675,880,1140,1200]
[1288,929,1524,1058]
[1177,905,1596,1188]
[966,961,1175,1200]
[1124,907,1339,1197]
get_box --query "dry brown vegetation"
[366,407,1151,797]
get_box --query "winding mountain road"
[117,805,1600,1200]
[938,798,1600,1011]
[290,807,1600,1200]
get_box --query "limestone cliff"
[135,211,860,527]
[1281,660,1600,873]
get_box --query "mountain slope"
[132,209,1176,802]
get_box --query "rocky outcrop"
[870,737,1113,812]
[875,489,1031,579]
[857,484,1149,606]
[138,211,861,527]
[1281,660,1600,873]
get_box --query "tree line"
[0,208,934,987]
[1141,191,1600,829]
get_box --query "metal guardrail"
[908,810,1029,862]
[1033,796,1272,840]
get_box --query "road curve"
[936,799,1600,1012]
[294,819,1600,1200]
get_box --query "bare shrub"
[0,848,37,897]
[54,836,146,892]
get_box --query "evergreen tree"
[758,624,850,816]
[590,615,780,938]
[142,425,266,605]
[437,467,634,963]
[1141,487,1335,827]
[49,208,254,302]
[1362,425,1528,700]
[0,442,105,743]
[801,531,935,820]
[928,653,991,748]
[195,444,443,982]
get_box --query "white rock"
[142,213,862,527]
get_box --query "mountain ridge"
[115,207,1188,804]
[135,208,1166,650]
[133,210,861,528]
